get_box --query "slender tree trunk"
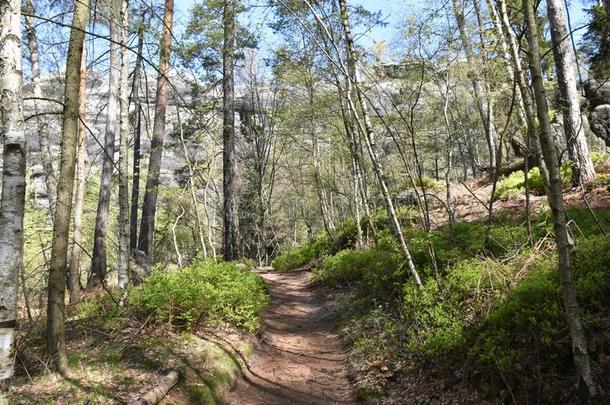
[337,0,422,286]
[47,0,89,374]
[323,35,365,246]
[486,0,528,130]
[177,108,207,258]
[222,0,239,260]
[129,13,145,251]
[498,0,542,243]
[117,0,130,289]
[25,0,55,214]
[67,49,88,304]
[90,5,121,286]
[0,0,27,381]
[546,0,596,184]
[203,157,217,261]
[524,0,596,396]
[138,0,174,256]
[451,0,499,171]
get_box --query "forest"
[0,0,609,403]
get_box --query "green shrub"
[313,247,403,297]
[474,235,610,371]
[496,165,572,199]
[591,151,610,173]
[416,176,445,191]
[272,232,330,271]
[332,220,359,253]
[475,255,560,369]
[496,170,527,199]
[402,258,509,356]
[572,236,610,306]
[129,260,269,332]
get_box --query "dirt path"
[222,267,355,405]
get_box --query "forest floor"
[221,267,354,404]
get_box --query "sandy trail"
[222,267,355,404]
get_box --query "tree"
[546,0,596,184]
[451,0,499,172]
[335,0,422,286]
[24,0,55,214]
[0,0,27,381]
[523,0,596,396]
[90,0,122,286]
[138,0,175,256]
[581,0,610,78]
[117,0,130,288]
[130,10,146,251]
[67,49,89,304]
[222,0,239,260]
[47,0,90,373]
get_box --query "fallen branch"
[132,370,181,405]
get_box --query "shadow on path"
[220,266,355,405]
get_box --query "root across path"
[222,267,355,404]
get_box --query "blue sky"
[172,0,592,59]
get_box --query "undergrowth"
[129,260,269,332]
[279,204,610,402]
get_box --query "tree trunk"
[130,12,145,251]
[222,0,239,261]
[486,0,528,131]
[524,0,596,396]
[337,0,422,287]
[451,0,499,171]
[90,5,121,286]
[177,108,207,258]
[25,0,55,214]
[67,48,88,305]
[138,0,174,256]
[0,0,27,381]
[498,0,544,243]
[117,0,130,289]
[133,370,180,405]
[203,156,217,261]
[546,0,596,184]
[47,0,89,374]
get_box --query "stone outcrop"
[584,79,610,146]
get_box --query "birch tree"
[336,0,422,286]
[117,0,130,288]
[24,0,55,214]
[451,0,499,172]
[546,0,596,184]
[0,0,26,381]
[524,0,596,396]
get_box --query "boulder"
[396,190,419,206]
[584,80,610,108]
[590,104,610,146]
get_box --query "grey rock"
[584,79,610,108]
[590,104,610,146]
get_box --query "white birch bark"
[546,0,596,183]
[0,0,26,381]
[24,0,55,213]
[117,0,130,289]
